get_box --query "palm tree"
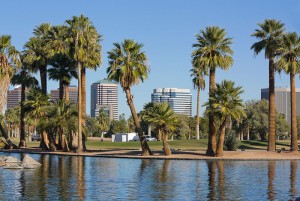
[96,108,109,140]
[24,23,52,94]
[0,35,20,148]
[24,88,50,149]
[107,39,152,156]
[142,102,179,155]
[204,80,246,157]
[11,56,39,147]
[190,66,206,140]
[251,19,285,151]
[276,32,300,152]
[47,100,77,151]
[47,25,77,100]
[193,26,234,156]
[66,15,102,153]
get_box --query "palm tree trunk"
[77,62,83,153]
[206,68,217,156]
[40,64,47,94]
[81,67,86,151]
[196,86,200,140]
[268,58,276,151]
[64,84,69,101]
[19,83,26,148]
[290,71,298,151]
[215,119,227,157]
[162,130,172,155]
[59,80,64,100]
[124,87,152,156]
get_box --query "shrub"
[224,130,239,151]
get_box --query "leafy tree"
[107,39,152,156]
[0,35,19,148]
[251,19,285,151]
[174,114,191,140]
[142,102,179,155]
[204,80,246,157]
[193,26,234,156]
[276,32,300,151]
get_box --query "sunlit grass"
[3,137,295,151]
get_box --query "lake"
[0,153,299,200]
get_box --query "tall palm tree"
[24,23,52,94]
[276,32,300,152]
[142,102,179,155]
[251,19,285,151]
[193,26,234,156]
[66,15,102,153]
[0,35,19,148]
[204,80,246,157]
[190,66,206,140]
[11,57,39,147]
[107,39,152,156]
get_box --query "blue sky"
[2,0,300,118]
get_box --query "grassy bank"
[4,137,294,151]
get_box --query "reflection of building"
[151,88,192,116]
[91,79,118,120]
[7,85,22,110]
[261,87,300,123]
[50,86,78,104]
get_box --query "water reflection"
[0,153,300,200]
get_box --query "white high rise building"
[151,88,192,116]
[91,79,118,120]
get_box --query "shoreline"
[1,148,300,161]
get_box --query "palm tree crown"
[107,39,149,89]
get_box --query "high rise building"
[91,79,118,120]
[261,87,300,123]
[7,85,22,110]
[50,85,78,104]
[151,88,192,116]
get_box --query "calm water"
[0,153,299,201]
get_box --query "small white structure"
[112,133,137,142]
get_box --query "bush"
[224,130,239,151]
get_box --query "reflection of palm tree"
[268,161,275,201]
[290,161,297,198]
[217,161,225,199]
[207,161,216,200]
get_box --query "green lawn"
[4,137,295,151]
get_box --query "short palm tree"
[204,80,246,157]
[251,19,285,151]
[142,102,179,155]
[24,88,50,150]
[96,108,110,139]
[107,39,152,156]
[190,65,206,140]
[276,32,300,152]
[0,35,19,148]
[11,60,39,147]
[193,26,234,156]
